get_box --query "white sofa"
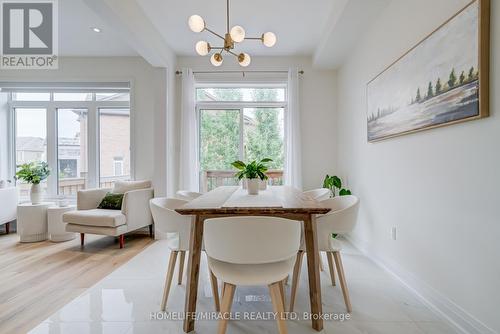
[0,187,17,234]
[63,180,154,248]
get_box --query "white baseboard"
[344,235,497,334]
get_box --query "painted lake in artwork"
[367,1,480,141]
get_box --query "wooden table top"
[175,186,331,215]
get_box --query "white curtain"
[178,68,200,191]
[284,68,302,189]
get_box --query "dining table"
[175,185,331,333]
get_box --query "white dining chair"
[150,197,220,311]
[289,195,359,313]
[176,190,202,201]
[204,216,301,334]
[303,188,331,202]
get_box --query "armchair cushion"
[63,209,126,228]
[113,180,152,194]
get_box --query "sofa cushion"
[63,209,127,228]
[112,180,152,194]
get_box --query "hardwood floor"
[0,231,154,334]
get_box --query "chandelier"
[188,0,277,67]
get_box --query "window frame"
[195,83,288,183]
[8,91,131,200]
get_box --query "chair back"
[303,188,331,201]
[204,216,300,265]
[176,190,202,201]
[317,195,360,249]
[149,198,191,250]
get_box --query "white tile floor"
[29,238,458,334]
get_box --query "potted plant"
[231,158,272,195]
[15,162,50,204]
[323,174,352,198]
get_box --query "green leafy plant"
[231,158,273,181]
[15,161,50,184]
[323,174,352,197]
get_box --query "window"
[197,86,286,191]
[15,108,47,199]
[57,109,88,195]
[99,108,130,188]
[8,88,131,200]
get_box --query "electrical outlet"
[391,227,397,240]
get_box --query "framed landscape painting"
[367,0,490,142]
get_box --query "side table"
[17,202,54,242]
[48,205,77,242]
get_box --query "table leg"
[183,215,204,333]
[303,214,323,331]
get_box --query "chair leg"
[177,251,186,285]
[289,250,304,312]
[269,282,288,334]
[333,251,352,313]
[119,235,125,249]
[326,252,336,286]
[279,279,286,312]
[161,251,178,311]
[218,282,236,334]
[319,252,325,272]
[80,233,84,246]
[5,222,10,234]
[149,224,154,238]
[209,270,221,312]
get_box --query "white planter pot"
[247,179,260,195]
[30,183,42,204]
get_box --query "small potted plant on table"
[15,161,50,204]
[231,158,272,195]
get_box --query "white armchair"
[0,187,17,234]
[63,180,154,248]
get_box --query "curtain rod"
[175,70,304,75]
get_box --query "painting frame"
[366,0,490,143]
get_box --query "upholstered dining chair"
[175,190,202,201]
[289,195,360,313]
[204,216,301,334]
[150,197,220,311]
[302,188,331,202]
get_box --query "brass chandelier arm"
[226,49,239,57]
[244,37,263,41]
[205,27,225,40]
[226,0,230,33]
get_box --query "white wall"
[0,93,9,181]
[175,56,337,191]
[336,0,500,332]
[0,57,168,192]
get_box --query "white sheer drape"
[178,68,200,191]
[284,68,302,189]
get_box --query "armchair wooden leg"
[5,222,10,234]
[326,252,336,286]
[219,282,236,334]
[289,250,304,312]
[161,250,178,311]
[149,224,154,238]
[279,279,286,311]
[119,235,125,249]
[80,233,84,246]
[333,251,352,313]
[178,251,186,285]
[209,270,221,312]
[269,282,288,334]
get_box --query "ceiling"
[58,0,137,56]
[59,0,390,69]
[136,0,335,56]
